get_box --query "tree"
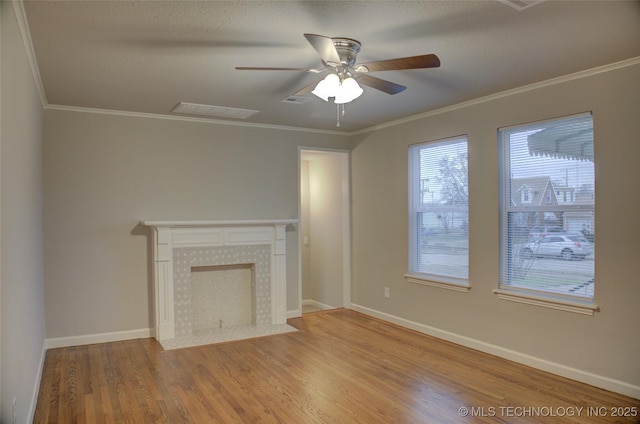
[435,152,469,205]
[431,152,469,232]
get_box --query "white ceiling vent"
[281,95,312,105]
[171,102,259,119]
[498,0,546,11]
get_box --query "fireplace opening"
[190,263,256,334]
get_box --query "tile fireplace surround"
[142,220,297,348]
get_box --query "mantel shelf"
[142,219,297,229]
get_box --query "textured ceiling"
[22,0,640,133]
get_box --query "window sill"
[493,288,599,315]
[404,274,470,293]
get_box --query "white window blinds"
[499,113,595,299]
[409,136,469,284]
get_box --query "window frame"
[406,136,470,292]
[496,113,598,314]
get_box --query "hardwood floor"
[34,309,639,423]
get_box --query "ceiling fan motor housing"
[329,38,361,67]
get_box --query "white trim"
[497,0,547,12]
[340,152,352,308]
[349,303,640,400]
[497,110,592,133]
[45,328,153,350]
[302,299,335,310]
[27,341,47,424]
[37,55,639,137]
[493,288,599,315]
[141,219,297,228]
[407,137,469,285]
[45,104,346,136]
[297,151,304,317]
[298,148,352,315]
[405,274,471,293]
[12,0,47,107]
[287,309,302,319]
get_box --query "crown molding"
[12,0,47,108]
[46,57,640,137]
[349,56,640,136]
[44,104,348,136]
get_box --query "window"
[521,187,531,204]
[408,136,469,289]
[498,113,595,309]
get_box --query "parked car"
[528,225,565,240]
[520,234,592,260]
[423,227,441,236]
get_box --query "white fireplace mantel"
[142,219,296,341]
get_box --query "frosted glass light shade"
[311,74,340,101]
[334,77,363,104]
[312,74,363,104]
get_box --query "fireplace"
[142,220,296,348]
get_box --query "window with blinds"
[408,136,469,286]
[498,113,595,300]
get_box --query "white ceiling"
[22,0,640,133]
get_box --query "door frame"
[296,147,351,316]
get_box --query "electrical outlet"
[384,287,390,298]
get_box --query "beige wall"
[43,109,349,338]
[1,2,46,422]
[351,63,640,391]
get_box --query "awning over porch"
[528,114,593,162]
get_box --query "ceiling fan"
[236,33,440,101]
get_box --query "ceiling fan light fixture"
[334,77,363,104]
[311,73,340,101]
[237,33,441,123]
[312,73,363,104]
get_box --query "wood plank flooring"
[34,309,639,423]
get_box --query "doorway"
[299,148,351,315]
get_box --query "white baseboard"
[349,303,640,400]
[287,299,337,319]
[302,299,335,310]
[28,341,47,424]
[287,309,302,319]
[45,328,153,350]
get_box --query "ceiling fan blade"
[303,33,341,64]
[235,66,321,72]
[358,54,441,72]
[358,74,407,95]
[292,77,325,96]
